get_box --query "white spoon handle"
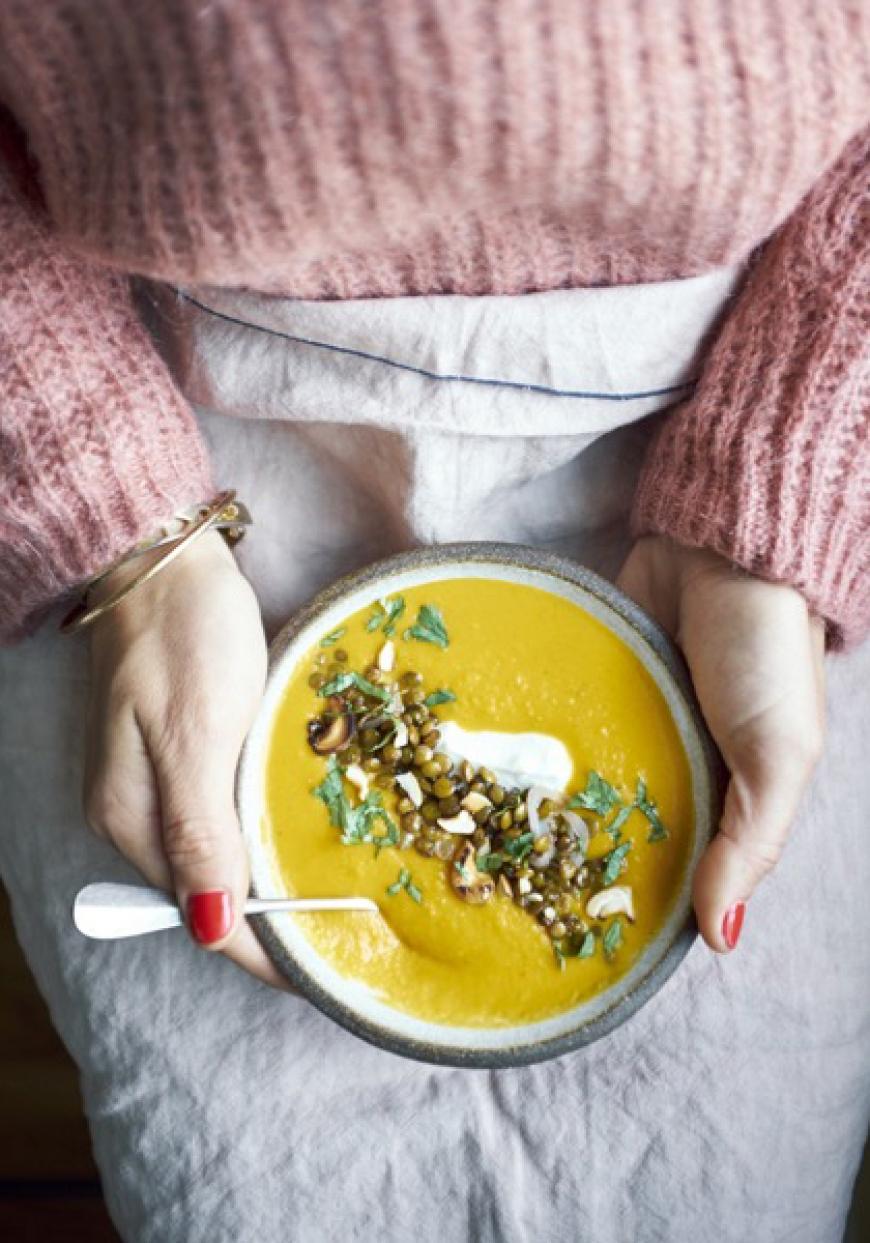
[73,882,377,940]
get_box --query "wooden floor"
[0,886,119,1240]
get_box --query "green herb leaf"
[319,626,347,647]
[347,791,396,849]
[339,801,374,846]
[366,595,405,635]
[502,831,535,861]
[386,866,423,903]
[383,596,406,625]
[603,918,623,959]
[312,756,347,830]
[576,930,596,959]
[424,688,457,708]
[313,757,399,853]
[404,602,449,649]
[418,603,447,638]
[606,803,634,842]
[567,771,621,816]
[319,671,390,701]
[345,790,392,846]
[602,840,633,885]
[646,818,668,844]
[635,777,669,843]
[553,928,596,970]
[367,720,399,753]
[371,816,400,857]
[454,858,475,884]
[477,850,508,872]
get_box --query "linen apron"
[1,267,868,1243]
[134,267,742,630]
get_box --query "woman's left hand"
[617,535,826,952]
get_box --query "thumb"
[156,741,250,951]
[692,721,822,952]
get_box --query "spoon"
[73,882,378,940]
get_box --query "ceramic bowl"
[236,543,723,1068]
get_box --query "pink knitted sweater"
[1,2,868,644]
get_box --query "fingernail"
[722,901,746,950]
[187,890,233,945]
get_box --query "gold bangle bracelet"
[60,490,242,635]
[81,497,251,599]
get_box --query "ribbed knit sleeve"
[0,153,213,643]
[632,126,869,649]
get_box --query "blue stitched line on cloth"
[178,291,698,403]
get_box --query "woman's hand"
[617,536,825,952]
[84,530,286,988]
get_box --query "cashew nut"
[585,885,635,922]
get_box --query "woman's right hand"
[84,529,287,988]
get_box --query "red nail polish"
[722,901,746,950]
[187,890,233,945]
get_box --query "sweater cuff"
[1,192,213,642]
[631,401,869,650]
[631,127,870,650]
[1,423,214,644]
[0,296,214,640]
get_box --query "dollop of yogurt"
[438,721,572,793]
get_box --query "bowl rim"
[237,541,724,1068]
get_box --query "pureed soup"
[264,578,694,1027]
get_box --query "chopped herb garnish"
[606,803,634,842]
[567,770,621,816]
[404,602,450,649]
[366,719,400,752]
[386,867,423,903]
[646,818,668,844]
[340,788,396,848]
[602,840,633,885]
[502,831,535,861]
[634,777,669,843]
[372,816,400,857]
[313,758,398,853]
[312,755,346,829]
[366,595,406,635]
[319,671,390,701]
[554,929,596,970]
[477,850,508,872]
[454,857,475,884]
[602,918,623,959]
[424,688,457,708]
[319,626,347,647]
[308,656,673,969]
[576,930,596,959]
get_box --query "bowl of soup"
[236,543,722,1067]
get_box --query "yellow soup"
[265,578,693,1027]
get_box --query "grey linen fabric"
[1,271,867,1241]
